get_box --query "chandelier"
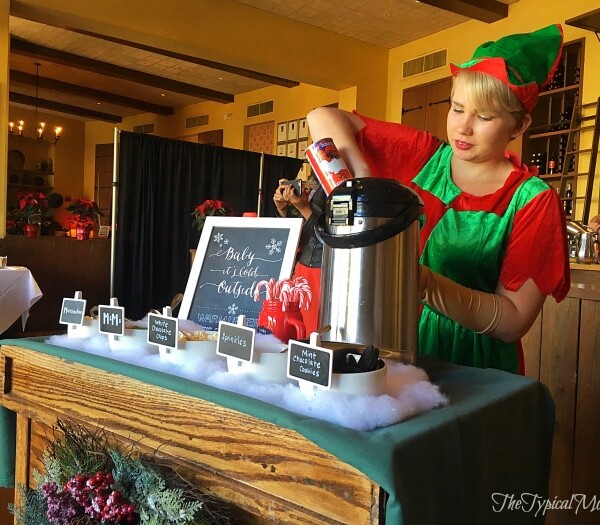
[8,63,62,143]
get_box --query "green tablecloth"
[0,338,553,525]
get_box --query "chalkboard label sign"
[59,298,87,325]
[147,313,178,349]
[287,340,333,389]
[179,217,302,331]
[98,305,125,336]
[216,321,255,362]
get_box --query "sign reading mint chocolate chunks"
[216,321,255,362]
[147,313,178,349]
[287,341,333,389]
[178,217,302,332]
[59,298,87,325]
[98,305,125,335]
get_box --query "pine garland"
[9,420,225,525]
[109,450,204,525]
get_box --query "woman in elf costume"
[307,25,570,374]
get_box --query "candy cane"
[253,280,267,301]
[280,289,291,311]
[254,278,277,301]
[291,277,312,310]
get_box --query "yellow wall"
[6,0,600,230]
[82,83,340,199]
[122,83,341,146]
[11,0,388,116]
[12,0,390,210]
[386,0,600,217]
[8,106,85,198]
[387,0,600,122]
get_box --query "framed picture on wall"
[287,120,298,141]
[98,225,111,238]
[297,139,308,159]
[286,141,298,158]
[277,144,287,156]
[298,118,308,139]
[277,122,288,143]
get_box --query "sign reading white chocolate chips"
[147,313,178,349]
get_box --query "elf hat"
[450,24,564,113]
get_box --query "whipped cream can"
[305,138,353,195]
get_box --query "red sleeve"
[354,113,441,184]
[499,188,570,301]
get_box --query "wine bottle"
[539,152,547,175]
[564,183,573,216]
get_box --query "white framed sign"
[287,119,298,140]
[286,141,298,158]
[98,225,111,238]
[297,139,308,159]
[277,122,288,143]
[178,216,303,331]
[298,117,308,139]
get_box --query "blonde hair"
[452,70,528,132]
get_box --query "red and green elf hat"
[450,24,564,113]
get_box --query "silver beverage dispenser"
[315,178,423,364]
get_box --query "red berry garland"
[43,471,137,524]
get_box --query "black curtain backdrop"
[114,131,303,319]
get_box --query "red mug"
[257,300,306,343]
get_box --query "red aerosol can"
[305,138,353,195]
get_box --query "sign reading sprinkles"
[179,216,302,332]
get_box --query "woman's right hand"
[306,107,372,178]
[273,178,290,217]
[274,179,313,219]
[588,214,600,233]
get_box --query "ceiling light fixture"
[8,62,63,143]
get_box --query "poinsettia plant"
[17,191,50,224]
[66,198,104,227]
[191,199,235,232]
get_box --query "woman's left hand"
[287,185,312,219]
[273,179,291,216]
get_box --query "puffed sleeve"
[354,113,441,183]
[499,187,570,301]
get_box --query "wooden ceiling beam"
[11,37,234,103]
[10,70,175,116]
[419,0,508,23]
[9,91,122,123]
[65,28,299,89]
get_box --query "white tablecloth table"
[0,267,43,334]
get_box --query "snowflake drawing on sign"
[213,232,227,246]
[265,238,283,255]
[228,303,238,315]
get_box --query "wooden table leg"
[13,413,31,516]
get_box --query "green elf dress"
[356,115,570,374]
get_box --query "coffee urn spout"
[566,220,591,236]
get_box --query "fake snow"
[46,320,447,431]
